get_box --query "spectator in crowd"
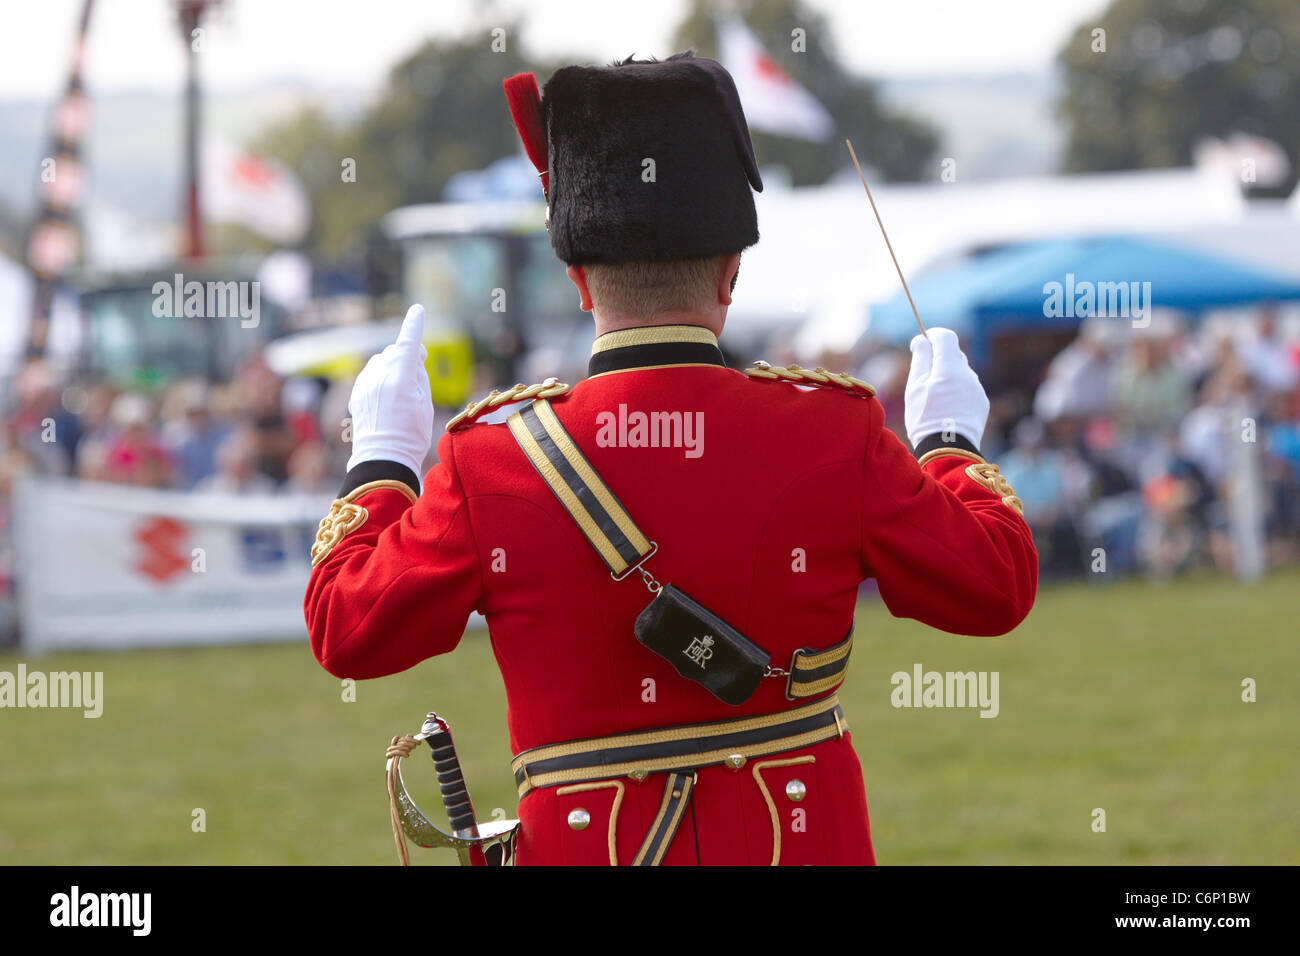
[195,427,277,495]
[1074,418,1143,576]
[1236,304,1298,397]
[99,393,171,487]
[1263,390,1300,567]
[317,375,355,475]
[7,361,73,475]
[1032,316,1118,423]
[281,377,324,447]
[1114,333,1194,440]
[999,417,1081,579]
[0,443,38,646]
[73,382,122,481]
[232,354,297,483]
[283,439,334,495]
[161,381,233,490]
[1137,438,1216,580]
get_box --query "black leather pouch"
[634,584,769,706]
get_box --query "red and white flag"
[202,140,310,244]
[716,15,833,142]
[1194,133,1291,188]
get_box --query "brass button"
[567,808,591,831]
[785,779,807,802]
[724,754,746,771]
[628,769,648,783]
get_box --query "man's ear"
[566,264,594,312]
[717,253,741,306]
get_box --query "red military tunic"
[306,324,1037,865]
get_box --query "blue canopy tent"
[866,235,1300,367]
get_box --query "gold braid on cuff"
[964,462,1025,517]
[310,479,418,567]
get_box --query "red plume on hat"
[502,73,548,198]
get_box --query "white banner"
[15,477,334,654]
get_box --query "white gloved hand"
[346,304,434,482]
[904,327,990,450]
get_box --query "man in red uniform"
[306,53,1037,865]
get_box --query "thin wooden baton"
[845,139,927,337]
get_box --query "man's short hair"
[584,254,734,319]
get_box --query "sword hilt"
[420,713,479,837]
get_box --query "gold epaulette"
[445,377,570,431]
[742,361,876,397]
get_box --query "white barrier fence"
[15,477,334,654]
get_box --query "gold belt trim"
[512,693,846,799]
[785,629,854,700]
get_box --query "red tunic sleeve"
[859,401,1038,636]
[304,433,484,678]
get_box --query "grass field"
[2,569,1297,865]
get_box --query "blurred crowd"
[842,308,1300,581]
[0,351,353,620]
[2,308,1298,596]
[0,353,345,498]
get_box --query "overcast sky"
[0,0,1112,99]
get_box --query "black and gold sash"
[507,399,655,578]
[506,397,854,703]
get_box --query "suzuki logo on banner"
[134,516,190,583]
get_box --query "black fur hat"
[540,52,763,265]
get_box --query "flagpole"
[177,1,220,260]
[24,0,95,359]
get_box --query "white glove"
[346,304,434,483]
[904,327,990,450]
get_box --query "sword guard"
[385,711,520,866]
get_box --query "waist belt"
[513,694,847,865]
[514,692,846,798]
